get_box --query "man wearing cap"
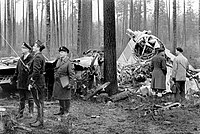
[172,47,189,103]
[52,46,75,117]
[11,42,34,119]
[28,40,46,127]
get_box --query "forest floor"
[1,93,200,134]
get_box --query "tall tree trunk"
[4,0,7,48]
[138,0,141,30]
[28,0,35,47]
[40,0,44,39]
[199,0,200,50]
[121,1,126,49]
[89,0,92,48]
[66,0,69,47]
[25,3,28,41]
[62,0,65,46]
[129,0,133,30]
[7,0,12,54]
[23,0,24,41]
[173,0,177,54]
[55,0,59,47]
[168,0,170,41]
[0,2,2,50]
[77,0,81,56]
[59,0,62,46]
[12,0,16,48]
[97,0,100,46]
[143,0,146,30]
[103,0,118,96]
[154,0,159,36]
[51,0,56,52]
[81,0,90,54]
[183,0,186,47]
[71,0,74,46]
[46,0,50,58]
[166,0,170,41]
[36,0,39,39]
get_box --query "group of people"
[11,41,74,128]
[151,47,189,103]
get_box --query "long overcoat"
[29,52,46,89]
[52,57,75,100]
[151,53,167,90]
[12,54,33,89]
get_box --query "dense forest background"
[0,0,200,68]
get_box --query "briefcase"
[60,76,69,88]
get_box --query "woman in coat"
[53,46,75,116]
[151,48,167,95]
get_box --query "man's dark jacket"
[12,54,33,89]
[29,52,45,88]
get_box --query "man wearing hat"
[52,46,75,117]
[172,47,189,103]
[28,40,46,127]
[11,42,34,119]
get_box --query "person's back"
[174,53,189,81]
[171,47,189,103]
[151,50,167,93]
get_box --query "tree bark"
[7,0,12,54]
[198,0,200,50]
[168,0,171,41]
[36,0,39,39]
[23,0,24,41]
[143,0,146,30]
[154,0,159,36]
[103,0,118,96]
[0,1,2,50]
[81,0,91,54]
[71,0,74,46]
[59,0,62,46]
[4,0,7,48]
[62,0,65,46]
[97,0,100,46]
[12,0,16,48]
[25,3,28,41]
[89,0,92,47]
[77,0,82,56]
[184,0,186,47]
[55,0,59,47]
[46,0,51,58]
[40,0,44,40]
[129,0,133,30]
[173,0,177,54]
[51,0,56,53]
[66,0,69,47]
[28,0,35,47]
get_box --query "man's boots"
[28,100,34,117]
[54,100,64,115]
[30,104,43,127]
[63,100,70,116]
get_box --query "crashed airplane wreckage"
[0,29,199,101]
[116,29,200,99]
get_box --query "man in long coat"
[11,42,34,119]
[53,46,75,116]
[151,49,167,95]
[29,40,46,127]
